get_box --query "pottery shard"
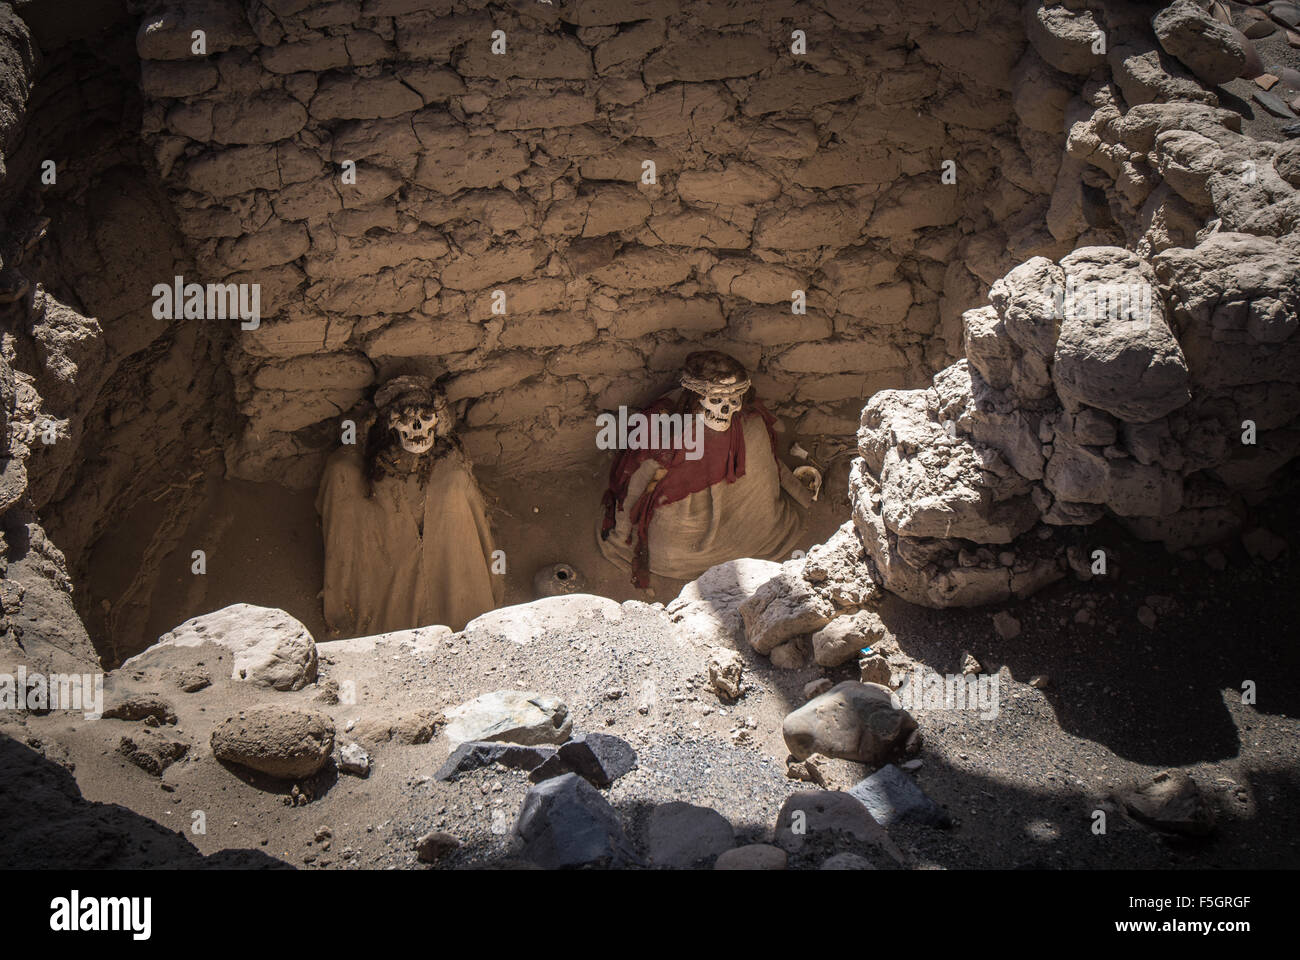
[210,706,335,779]
[781,681,917,765]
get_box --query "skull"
[680,350,752,433]
[389,404,438,454]
[697,382,747,432]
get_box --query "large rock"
[443,690,572,749]
[1152,0,1247,86]
[126,604,318,691]
[1119,768,1216,836]
[528,732,637,787]
[739,562,837,655]
[1051,247,1191,423]
[514,773,639,868]
[848,763,951,828]
[210,706,335,779]
[773,791,904,863]
[646,802,735,868]
[782,681,917,765]
[667,558,783,648]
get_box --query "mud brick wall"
[132,0,1073,486]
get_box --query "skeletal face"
[389,404,438,454]
[696,380,747,432]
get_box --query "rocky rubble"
[742,0,1300,611]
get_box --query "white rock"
[127,603,318,691]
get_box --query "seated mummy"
[598,350,808,586]
[316,375,501,638]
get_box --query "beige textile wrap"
[597,414,803,580]
[316,446,501,637]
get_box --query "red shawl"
[601,396,778,587]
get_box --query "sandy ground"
[11,457,1299,870]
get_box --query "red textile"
[601,396,778,587]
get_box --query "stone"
[118,730,189,776]
[809,609,888,667]
[646,802,736,868]
[740,564,837,655]
[1024,3,1107,75]
[514,773,639,868]
[820,852,876,870]
[416,831,460,863]
[103,694,177,725]
[126,604,319,692]
[1120,769,1216,836]
[1242,527,1287,561]
[714,844,787,870]
[337,742,370,777]
[528,733,637,787]
[210,706,336,779]
[803,678,833,700]
[435,741,558,781]
[1153,0,1247,85]
[848,763,951,828]
[707,648,744,701]
[1052,247,1191,423]
[773,791,904,862]
[667,558,783,648]
[781,681,917,765]
[444,691,573,749]
[992,611,1021,640]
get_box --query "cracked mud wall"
[131,0,1068,487]
[1,1,236,669]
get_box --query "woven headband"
[681,374,751,396]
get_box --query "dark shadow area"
[0,732,290,869]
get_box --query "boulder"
[773,790,904,862]
[514,773,639,868]
[848,763,951,828]
[1153,0,1247,85]
[127,604,318,691]
[646,802,736,868]
[781,681,917,765]
[443,690,573,749]
[528,733,637,787]
[210,706,335,779]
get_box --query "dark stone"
[848,764,952,828]
[434,740,557,782]
[528,732,637,787]
[514,773,640,868]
